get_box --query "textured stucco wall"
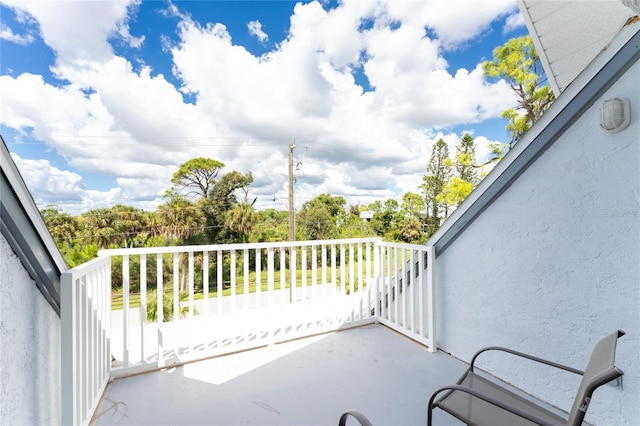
[0,233,61,425]
[435,59,639,425]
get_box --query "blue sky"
[0,0,528,215]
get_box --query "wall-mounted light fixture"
[599,97,631,133]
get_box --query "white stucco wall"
[434,58,639,424]
[0,233,61,425]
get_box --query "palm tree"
[112,204,148,248]
[40,206,79,244]
[157,191,205,241]
[225,202,257,243]
[81,208,117,249]
[157,192,206,291]
[143,211,163,246]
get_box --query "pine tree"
[421,138,451,235]
[483,36,555,150]
[455,134,477,184]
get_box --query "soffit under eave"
[518,0,637,95]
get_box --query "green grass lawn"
[111,267,358,310]
[109,247,415,311]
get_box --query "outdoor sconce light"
[599,97,631,133]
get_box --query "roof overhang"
[1,135,66,315]
[518,0,638,95]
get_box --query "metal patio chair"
[427,330,625,426]
[338,330,624,426]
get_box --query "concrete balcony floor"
[93,324,466,425]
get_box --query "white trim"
[518,0,561,96]
[1,135,66,314]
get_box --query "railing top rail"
[62,254,110,276]
[377,241,433,251]
[98,237,384,257]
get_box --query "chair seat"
[436,371,568,426]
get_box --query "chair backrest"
[567,330,624,426]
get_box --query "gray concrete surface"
[94,324,466,425]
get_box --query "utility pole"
[288,138,296,242]
[288,138,296,304]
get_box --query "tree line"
[41,132,477,269]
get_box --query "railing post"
[267,247,275,345]
[122,254,129,368]
[172,253,179,324]
[244,249,250,344]
[243,249,249,311]
[426,245,436,352]
[301,246,307,300]
[348,243,355,321]
[409,250,416,333]
[188,251,195,319]
[331,243,336,297]
[401,248,407,329]
[280,248,287,304]
[157,254,164,367]
[312,244,318,300]
[321,244,327,298]
[255,248,261,308]
[216,250,223,317]
[340,243,346,306]
[357,242,363,320]
[289,246,296,303]
[188,251,195,354]
[203,251,209,317]
[230,249,237,311]
[374,241,380,319]
[365,241,371,319]
[140,254,146,364]
[61,271,77,425]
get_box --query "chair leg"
[338,409,373,426]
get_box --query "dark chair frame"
[427,330,625,426]
[338,330,624,426]
[338,409,373,426]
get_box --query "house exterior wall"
[434,58,639,425]
[0,233,61,425]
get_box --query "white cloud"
[503,11,525,34]
[0,23,34,44]
[1,0,520,215]
[383,0,518,46]
[1,0,142,64]
[9,153,122,215]
[248,20,268,43]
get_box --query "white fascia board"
[517,0,562,96]
[1,135,66,314]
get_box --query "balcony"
[61,238,440,425]
[94,324,466,425]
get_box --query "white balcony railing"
[61,238,434,426]
[61,255,112,426]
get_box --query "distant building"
[359,211,374,221]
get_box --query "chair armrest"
[338,409,373,426]
[427,385,559,426]
[470,346,584,375]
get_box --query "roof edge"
[428,22,640,257]
[518,0,561,96]
[1,135,66,315]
